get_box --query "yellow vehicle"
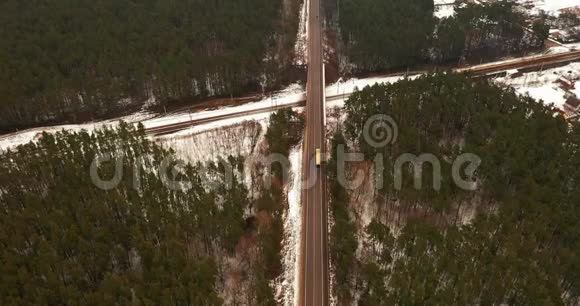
[315,148,321,167]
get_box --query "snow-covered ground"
[434,0,580,41]
[325,74,418,108]
[434,0,455,4]
[435,5,456,19]
[494,61,580,110]
[434,0,457,18]
[156,121,264,165]
[295,0,309,66]
[275,144,303,306]
[142,83,305,130]
[0,73,416,152]
[0,84,304,152]
[517,0,580,16]
[0,112,154,152]
[2,59,577,153]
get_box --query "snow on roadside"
[1,72,412,152]
[0,84,304,152]
[149,112,304,306]
[155,120,264,165]
[142,83,305,130]
[276,143,303,306]
[4,57,576,154]
[160,112,272,140]
[295,0,309,66]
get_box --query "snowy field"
[295,0,309,66]
[494,62,580,110]
[517,0,580,16]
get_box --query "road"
[299,0,329,304]
[144,50,580,136]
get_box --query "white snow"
[434,0,456,19]
[518,85,568,107]
[0,84,305,152]
[325,74,419,108]
[276,144,303,306]
[3,57,576,153]
[159,112,272,139]
[495,61,580,109]
[0,112,153,152]
[142,83,305,130]
[0,73,417,152]
[512,0,580,16]
[156,120,264,165]
[435,5,456,19]
[539,0,580,15]
[295,0,309,66]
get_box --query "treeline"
[0,0,301,131]
[258,109,305,304]
[337,0,435,71]
[329,73,580,304]
[0,121,298,304]
[327,131,358,303]
[432,2,548,63]
[337,0,549,72]
[0,123,241,303]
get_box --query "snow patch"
[325,74,419,108]
[276,144,303,306]
[435,5,456,19]
[539,0,580,15]
[155,121,263,165]
[495,61,580,109]
[295,0,309,66]
[142,83,305,130]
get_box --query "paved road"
[299,0,329,304]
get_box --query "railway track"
[458,50,580,76]
[145,50,580,136]
[144,93,352,136]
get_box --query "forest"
[0,110,304,305]
[337,0,435,71]
[0,0,301,132]
[336,0,549,72]
[329,73,580,305]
